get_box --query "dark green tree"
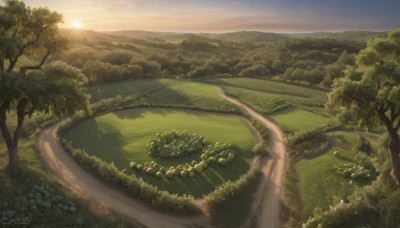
[0,0,88,176]
[327,29,400,186]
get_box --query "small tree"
[326,29,400,186]
[0,0,88,176]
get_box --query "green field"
[64,108,256,197]
[270,106,329,132]
[295,131,362,218]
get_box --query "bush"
[303,178,400,228]
[204,167,259,208]
[147,130,207,158]
[61,140,199,214]
[132,140,238,179]
[287,122,339,146]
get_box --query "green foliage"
[147,130,207,158]
[326,29,400,185]
[133,140,238,179]
[355,135,373,155]
[296,147,358,219]
[222,86,289,115]
[61,140,199,214]
[213,77,327,107]
[62,107,255,197]
[99,50,133,65]
[204,167,259,208]
[0,0,88,176]
[251,119,269,141]
[303,178,400,228]
[287,123,339,146]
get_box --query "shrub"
[287,122,339,146]
[147,130,207,158]
[204,167,259,208]
[61,140,199,214]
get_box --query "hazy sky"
[22,0,400,32]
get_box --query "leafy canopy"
[327,29,400,129]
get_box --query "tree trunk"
[8,145,19,176]
[388,135,400,187]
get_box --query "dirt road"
[36,91,286,228]
[37,124,210,228]
[219,91,287,228]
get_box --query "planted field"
[146,82,239,112]
[270,106,329,132]
[222,86,289,115]
[63,108,256,197]
[89,78,182,102]
[213,77,327,107]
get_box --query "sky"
[21,0,400,33]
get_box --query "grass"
[296,147,357,219]
[210,77,327,107]
[210,174,261,228]
[270,106,329,132]
[64,107,256,197]
[89,78,182,102]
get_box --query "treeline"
[63,35,365,87]
[234,38,364,87]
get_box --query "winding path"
[218,91,287,228]
[36,90,287,228]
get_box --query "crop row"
[222,86,289,115]
[214,78,327,104]
[147,89,239,113]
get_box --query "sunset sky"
[23,0,400,33]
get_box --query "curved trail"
[218,91,287,228]
[37,125,210,228]
[36,91,287,228]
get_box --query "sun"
[71,20,83,29]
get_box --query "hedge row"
[61,140,199,214]
[251,119,269,141]
[286,122,339,146]
[203,167,260,208]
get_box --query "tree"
[0,0,88,176]
[326,29,400,186]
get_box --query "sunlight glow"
[71,20,83,29]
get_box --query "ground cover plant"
[131,130,238,179]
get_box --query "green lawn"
[270,106,329,132]
[64,108,256,197]
[296,147,357,218]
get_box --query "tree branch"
[395,118,400,132]
[20,51,51,73]
[12,20,21,39]
[6,24,52,73]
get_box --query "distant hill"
[105,30,181,39]
[201,31,292,44]
[288,31,388,42]
[105,30,388,44]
